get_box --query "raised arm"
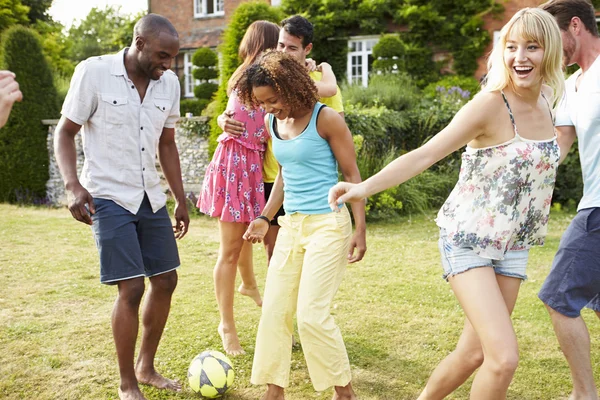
[313,62,337,98]
[318,107,366,263]
[328,91,496,207]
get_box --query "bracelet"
[255,215,270,224]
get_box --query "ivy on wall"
[281,0,503,83]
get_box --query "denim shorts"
[438,232,529,281]
[91,195,180,284]
[538,207,600,317]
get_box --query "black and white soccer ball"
[188,350,235,398]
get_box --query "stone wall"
[45,117,210,206]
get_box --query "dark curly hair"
[236,50,319,112]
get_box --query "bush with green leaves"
[423,75,481,99]
[209,1,283,155]
[192,47,219,101]
[0,26,59,203]
[371,34,405,73]
[180,99,210,117]
[342,72,418,111]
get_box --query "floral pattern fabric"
[436,92,560,260]
[198,91,268,223]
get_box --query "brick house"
[150,0,600,94]
[148,0,280,98]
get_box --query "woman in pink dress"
[197,20,280,355]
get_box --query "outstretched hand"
[328,182,367,212]
[243,218,270,243]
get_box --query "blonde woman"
[329,8,564,400]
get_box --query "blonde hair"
[483,8,564,105]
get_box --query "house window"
[271,0,281,5]
[493,30,501,47]
[194,0,224,18]
[184,51,197,98]
[347,36,379,87]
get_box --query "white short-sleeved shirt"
[555,55,600,211]
[61,48,180,214]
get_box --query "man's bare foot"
[260,384,285,400]
[118,386,147,400]
[218,323,245,355]
[135,368,182,392]
[332,383,358,400]
[238,283,262,307]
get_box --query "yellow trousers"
[251,207,353,391]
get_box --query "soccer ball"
[188,350,235,398]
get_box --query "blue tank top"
[269,102,338,214]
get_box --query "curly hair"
[236,50,319,112]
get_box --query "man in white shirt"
[539,1,600,399]
[54,14,188,400]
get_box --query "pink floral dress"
[198,91,268,223]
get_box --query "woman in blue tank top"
[236,50,366,400]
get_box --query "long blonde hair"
[227,20,280,93]
[483,7,564,105]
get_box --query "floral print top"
[436,91,560,260]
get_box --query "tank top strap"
[500,90,519,136]
[540,91,555,125]
[308,102,326,132]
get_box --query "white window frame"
[194,0,224,18]
[184,51,197,98]
[271,0,282,6]
[347,36,379,87]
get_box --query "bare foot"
[135,368,182,392]
[218,323,246,356]
[332,383,358,400]
[238,283,262,307]
[118,387,147,400]
[261,384,285,400]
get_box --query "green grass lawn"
[1,204,599,400]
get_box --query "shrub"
[0,26,59,203]
[344,104,410,156]
[209,1,283,155]
[371,34,405,73]
[356,146,458,220]
[423,75,481,100]
[553,143,582,211]
[192,47,219,101]
[342,73,419,111]
[180,99,210,117]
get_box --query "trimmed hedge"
[0,26,59,203]
[180,99,210,117]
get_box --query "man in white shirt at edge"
[54,14,189,400]
[538,1,600,399]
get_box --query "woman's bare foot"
[218,323,246,355]
[118,386,147,400]
[332,383,358,400]
[261,384,285,400]
[238,283,262,307]
[135,367,182,392]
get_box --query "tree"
[21,0,52,23]
[192,47,219,100]
[0,0,30,32]
[0,26,59,202]
[281,0,501,82]
[68,6,138,63]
